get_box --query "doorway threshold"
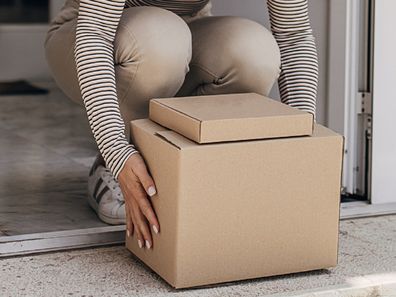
[0,226,125,258]
[341,201,396,219]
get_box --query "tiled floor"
[0,82,109,236]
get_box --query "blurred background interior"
[1,0,395,256]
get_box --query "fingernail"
[138,239,143,249]
[153,225,159,234]
[147,186,156,197]
[127,229,130,237]
[145,240,151,249]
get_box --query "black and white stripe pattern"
[127,0,209,15]
[75,0,137,179]
[267,0,318,119]
[93,178,110,204]
[74,0,318,179]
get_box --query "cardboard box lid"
[149,92,314,144]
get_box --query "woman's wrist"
[106,144,140,180]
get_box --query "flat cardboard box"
[126,118,344,289]
[149,93,314,143]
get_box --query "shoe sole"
[87,192,126,225]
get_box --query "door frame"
[327,0,364,198]
[328,0,396,215]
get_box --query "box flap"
[154,131,197,150]
[149,93,314,143]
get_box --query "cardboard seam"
[336,135,346,265]
[173,153,183,287]
[310,113,315,134]
[198,120,202,143]
[180,132,334,147]
[154,132,182,150]
[156,127,341,150]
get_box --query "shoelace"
[101,168,125,202]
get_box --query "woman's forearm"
[267,0,319,120]
[74,0,138,179]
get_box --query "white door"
[371,0,396,204]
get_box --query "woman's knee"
[223,17,281,95]
[114,6,193,103]
[192,16,281,95]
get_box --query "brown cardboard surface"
[149,93,314,143]
[126,119,344,289]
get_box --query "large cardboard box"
[149,93,314,143]
[126,115,344,289]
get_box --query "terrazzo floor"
[0,215,395,296]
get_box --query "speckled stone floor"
[0,82,105,235]
[0,215,395,296]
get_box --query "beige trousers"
[44,6,281,136]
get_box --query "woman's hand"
[118,152,159,249]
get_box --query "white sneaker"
[87,159,126,225]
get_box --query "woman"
[44,0,318,250]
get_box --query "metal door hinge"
[357,92,372,115]
[357,92,373,139]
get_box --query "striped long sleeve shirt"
[74,0,319,179]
